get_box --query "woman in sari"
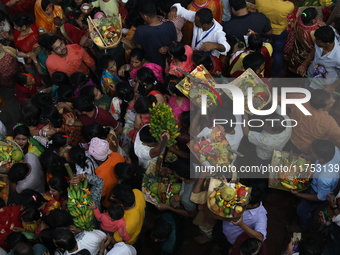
[0,44,18,87]
[60,22,93,48]
[12,15,39,54]
[35,0,65,34]
[287,8,324,75]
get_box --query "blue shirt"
[311,147,340,201]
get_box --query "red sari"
[60,23,86,45]
[13,24,39,53]
[1,0,35,15]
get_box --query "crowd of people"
[0,0,339,254]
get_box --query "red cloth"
[1,0,35,15]
[78,106,119,129]
[61,23,86,45]
[13,24,39,53]
[15,74,42,105]
[0,52,19,87]
[0,205,22,251]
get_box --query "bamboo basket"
[222,68,271,115]
[87,15,122,50]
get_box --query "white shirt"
[107,242,137,255]
[308,38,340,89]
[65,230,106,255]
[134,125,157,169]
[0,121,6,135]
[173,3,230,57]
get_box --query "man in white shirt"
[169,4,230,57]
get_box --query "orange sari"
[34,0,65,34]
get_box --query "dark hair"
[39,229,58,254]
[22,102,41,127]
[151,219,172,240]
[13,14,32,28]
[265,113,286,133]
[44,209,74,228]
[0,10,7,22]
[13,242,34,255]
[170,159,191,180]
[6,233,28,249]
[134,96,152,114]
[21,207,41,223]
[39,150,69,179]
[80,85,95,101]
[48,132,67,150]
[32,93,53,108]
[169,41,187,62]
[58,84,74,102]
[15,73,29,86]
[240,238,262,255]
[20,189,48,209]
[126,9,144,28]
[99,55,115,70]
[243,52,265,72]
[332,17,340,36]
[112,184,135,207]
[84,122,110,140]
[137,67,158,87]
[51,71,69,86]
[249,186,263,205]
[166,75,184,96]
[0,197,5,208]
[196,8,213,25]
[298,237,323,255]
[69,145,88,169]
[73,95,95,112]
[229,0,246,11]
[139,125,157,144]
[52,228,77,251]
[181,111,190,129]
[214,110,236,133]
[107,202,124,220]
[42,105,63,129]
[192,51,213,71]
[314,26,335,43]
[301,7,318,25]
[13,125,30,139]
[138,0,157,18]
[38,34,61,52]
[311,139,335,162]
[116,82,135,127]
[310,89,331,109]
[48,175,68,197]
[130,48,146,62]
[8,163,29,183]
[42,0,52,11]
[70,72,90,88]
[248,34,263,52]
[115,162,136,186]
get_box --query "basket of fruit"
[268,150,312,192]
[87,15,122,50]
[0,138,24,166]
[175,65,223,110]
[188,125,240,167]
[207,178,251,221]
[221,68,271,115]
[142,161,182,208]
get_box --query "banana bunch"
[281,181,297,190]
[0,181,7,187]
[149,103,180,147]
[67,179,94,231]
[319,0,333,6]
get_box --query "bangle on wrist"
[331,205,338,210]
[300,63,307,68]
[33,60,38,64]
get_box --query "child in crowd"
[131,96,152,142]
[69,72,96,97]
[88,201,130,241]
[80,85,112,111]
[100,55,121,97]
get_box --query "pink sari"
[130,62,164,83]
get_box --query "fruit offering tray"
[269,150,312,192]
[0,139,24,166]
[188,125,235,167]
[175,65,223,110]
[207,178,252,221]
[222,68,271,114]
[142,161,182,208]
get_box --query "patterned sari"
[13,24,39,53]
[288,16,323,74]
[34,0,65,34]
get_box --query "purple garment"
[222,202,267,244]
[74,78,97,97]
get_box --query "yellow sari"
[34,0,65,34]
